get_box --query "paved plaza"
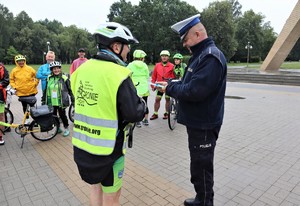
[0,82,300,206]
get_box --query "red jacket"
[151,62,175,89]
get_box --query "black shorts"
[73,146,122,186]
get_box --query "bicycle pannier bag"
[30,105,55,132]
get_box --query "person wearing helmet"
[127,49,150,127]
[10,55,39,124]
[36,51,55,92]
[0,62,9,145]
[150,50,175,120]
[41,61,74,137]
[173,53,186,79]
[71,22,145,206]
[69,48,88,75]
[157,14,227,206]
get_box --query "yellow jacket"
[10,59,39,97]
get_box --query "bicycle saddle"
[18,96,37,105]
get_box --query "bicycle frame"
[0,103,59,148]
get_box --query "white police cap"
[171,14,201,40]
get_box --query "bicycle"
[168,96,178,130]
[157,78,180,130]
[0,96,60,148]
[4,85,16,132]
[68,103,74,122]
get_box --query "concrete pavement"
[0,82,300,205]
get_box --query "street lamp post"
[43,52,46,63]
[245,41,253,68]
[47,41,50,51]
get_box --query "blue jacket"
[166,37,227,129]
[36,63,51,92]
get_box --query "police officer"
[157,14,227,206]
[71,22,145,206]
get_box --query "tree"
[260,22,276,61]
[108,0,198,63]
[233,10,266,62]
[0,4,14,60]
[4,46,18,64]
[201,0,237,60]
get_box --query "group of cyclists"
[0,47,185,145]
[128,49,186,127]
[0,48,86,145]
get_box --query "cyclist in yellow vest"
[71,22,145,206]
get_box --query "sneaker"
[0,137,4,145]
[142,119,149,126]
[136,122,142,128]
[58,128,63,134]
[163,113,168,120]
[63,129,70,137]
[150,114,158,120]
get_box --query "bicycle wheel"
[168,98,177,130]
[68,103,74,122]
[29,119,59,141]
[4,108,14,132]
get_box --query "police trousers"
[187,126,220,206]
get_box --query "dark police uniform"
[166,37,227,205]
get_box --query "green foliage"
[0,0,299,64]
[108,0,198,63]
[5,46,18,64]
[201,1,238,60]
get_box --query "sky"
[0,0,298,34]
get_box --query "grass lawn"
[4,64,72,74]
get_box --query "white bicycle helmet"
[49,61,61,70]
[94,22,139,46]
[160,50,170,56]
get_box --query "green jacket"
[127,60,150,97]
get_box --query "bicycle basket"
[30,105,55,132]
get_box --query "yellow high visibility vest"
[71,59,131,155]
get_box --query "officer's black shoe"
[184,198,195,206]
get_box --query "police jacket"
[166,37,227,129]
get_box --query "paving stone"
[1,82,300,205]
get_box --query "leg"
[58,107,70,136]
[102,189,122,206]
[21,101,27,114]
[142,96,149,120]
[101,156,125,206]
[57,107,69,128]
[150,92,162,120]
[90,184,121,206]
[153,96,161,113]
[52,106,62,133]
[90,184,103,206]
[165,96,170,114]
[186,127,220,206]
